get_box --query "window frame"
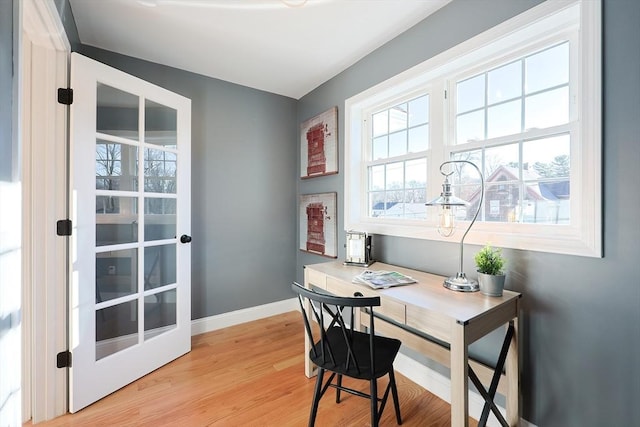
[364,88,432,221]
[344,0,601,257]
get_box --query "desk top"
[305,261,521,325]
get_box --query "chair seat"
[310,327,401,380]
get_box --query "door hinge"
[57,88,73,105]
[56,219,72,236]
[57,351,72,368]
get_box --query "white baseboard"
[394,353,536,427]
[190,298,299,336]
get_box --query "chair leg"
[336,374,342,403]
[309,368,325,427]
[389,370,403,425]
[370,378,379,427]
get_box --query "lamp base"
[443,273,479,292]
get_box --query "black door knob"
[180,234,192,244]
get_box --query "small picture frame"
[299,192,337,258]
[344,231,375,267]
[300,107,338,179]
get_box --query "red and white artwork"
[300,107,337,179]
[299,192,337,258]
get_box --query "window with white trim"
[345,0,601,257]
[450,41,572,225]
[368,94,429,219]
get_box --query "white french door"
[69,53,192,412]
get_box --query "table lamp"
[426,160,484,292]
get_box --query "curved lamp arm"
[430,160,484,291]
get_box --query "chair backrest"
[292,282,381,375]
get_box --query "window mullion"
[483,72,489,141]
[429,80,446,205]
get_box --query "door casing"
[21,0,70,422]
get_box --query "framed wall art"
[300,106,338,179]
[299,192,337,258]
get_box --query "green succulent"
[474,245,506,276]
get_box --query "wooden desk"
[303,261,521,427]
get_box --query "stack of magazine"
[352,270,417,289]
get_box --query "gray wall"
[77,46,298,319]
[297,0,640,426]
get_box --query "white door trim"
[21,0,70,422]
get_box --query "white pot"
[477,272,506,297]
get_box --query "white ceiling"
[69,0,450,99]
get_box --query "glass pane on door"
[144,289,177,340]
[144,244,176,290]
[144,148,176,193]
[97,83,139,139]
[96,140,138,191]
[96,248,138,303]
[96,196,138,246]
[96,299,138,360]
[145,99,177,148]
[145,197,176,241]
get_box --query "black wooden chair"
[292,282,402,427]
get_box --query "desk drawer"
[406,305,451,342]
[326,277,406,324]
[305,268,327,289]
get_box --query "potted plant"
[474,244,506,296]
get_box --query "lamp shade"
[425,174,469,207]
[425,194,469,207]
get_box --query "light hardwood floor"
[29,311,478,426]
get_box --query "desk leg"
[505,318,520,425]
[355,307,363,332]
[302,294,316,378]
[451,322,469,427]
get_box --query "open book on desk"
[352,270,417,289]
